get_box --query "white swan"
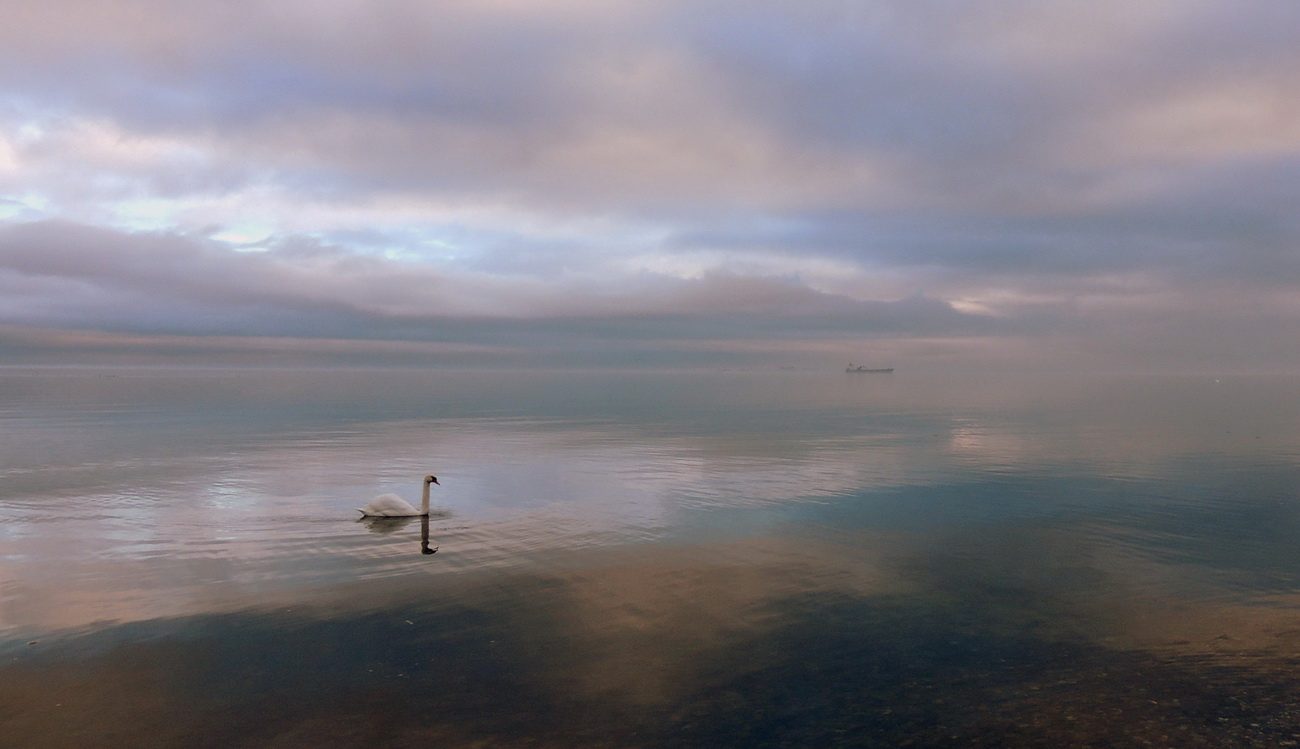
[357,474,439,517]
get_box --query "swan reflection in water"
[356,513,443,554]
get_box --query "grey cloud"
[2,1,1300,370]
[8,0,1298,216]
[672,182,1300,287]
[677,3,1042,157]
[0,1,608,132]
[0,220,998,343]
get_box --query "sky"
[2,0,1300,371]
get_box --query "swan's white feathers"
[357,493,421,517]
[356,475,439,517]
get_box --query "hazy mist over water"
[4,366,1300,746]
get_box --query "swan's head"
[425,474,439,485]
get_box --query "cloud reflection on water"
[6,369,1300,744]
[3,370,1300,638]
[9,527,1300,747]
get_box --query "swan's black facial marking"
[428,476,439,485]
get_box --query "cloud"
[0,219,1007,366]
[1,1,1299,369]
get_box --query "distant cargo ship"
[845,365,894,373]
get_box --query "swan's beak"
[431,477,440,485]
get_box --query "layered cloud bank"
[3,1,1300,370]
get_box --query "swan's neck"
[420,481,432,514]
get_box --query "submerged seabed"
[4,367,1300,747]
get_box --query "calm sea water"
[4,366,1300,746]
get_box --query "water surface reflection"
[4,368,1300,745]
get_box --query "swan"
[357,516,417,534]
[357,474,439,517]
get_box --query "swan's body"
[357,474,439,517]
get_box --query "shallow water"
[4,367,1300,746]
